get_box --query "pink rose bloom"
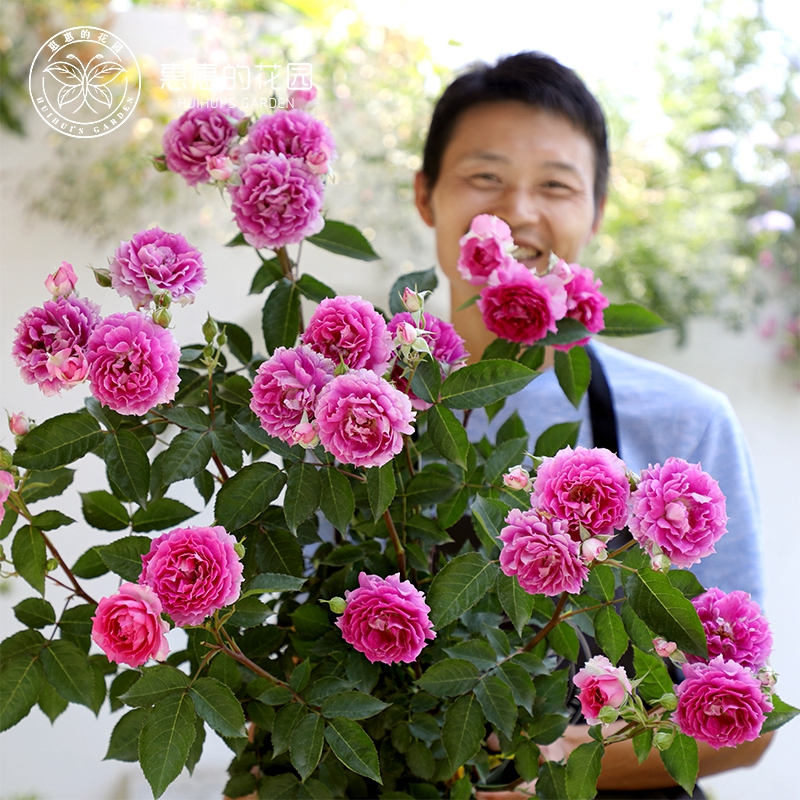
[478,260,567,345]
[0,470,14,525]
[499,508,588,596]
[629,457,727,568]
[91,583,170,667]
[336,572,436,663]
[457,214,515,285]
[553,262,610,351]
[229,152,324,250]
[687,588,772,671]
[573,655,633,725]
[250,345,334,444]
[12,296,100,395]
[86,312,180,416]
[44,261,78,297]
[240,108,336,175]
[531,446,630,539]
[304,295,393,374]
[316,369,415,468]
[140,525,244,626]
[674,657,772,749]
[162,105,244,186]
[110,227,205,308]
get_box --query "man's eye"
[470,173,500,184]
[544,180,571,190]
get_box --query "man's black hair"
[421,51,609,213]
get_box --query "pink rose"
[7,413,29,437]
[86,312,180,416]
[499,508,588,596]
[110,227,205,308]
[629,457,727,568]
[315,369,415,468]
[91,583,170,667]
[503,466,531,492]
[674,657,772,749]
[228,152,324,250]
[531,446,630,539]
[553,262,609,351]
[687,588,772,671]
[240,108,336,175]
[289,86,318,109]
[249,345,334,444]
[336,572,436,663]
[44,262,78,297]
[12,296,100,396]
[573,655,633,725]
[206,154,234,181]
[457,214,515,285]
[162,105,244,186]
[0,470,15,525]
[140,525,244,627]
[304,295,393,374]
[478,260,567,345]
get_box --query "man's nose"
[493,187,542,230]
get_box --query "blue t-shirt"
[468,341,764,605]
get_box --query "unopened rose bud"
[154,290,172,308]
[0,544,5,561]
[91,267,113,288]
[503,466,530,491]
[202,314,218,343]
[233,541,246,560]
[328,596,346,614]
[289,86,318,109]
[152,307,172,328]
[402,287,423,313]
[651,553,671,572]
[8,413,29,437]
[45,558,59,572]
[757,666,777,688]
[44,262,78,297]
[653,728,676,751]
[652,637,678,658]
[292,422,319,449]
[236,117,251,137]
[152,154,168,172]
[656,692,678,711]
[597,705,620,724]
[581,537,608,563]
[395,321,418,347]
[206,154,234,181]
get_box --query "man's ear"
[590,195,607,238]
[414,172,435,228]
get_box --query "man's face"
[415,101,603,289]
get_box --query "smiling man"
[414,51,772,798]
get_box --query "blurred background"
[1,0,798,798]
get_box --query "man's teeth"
[512,246,542,260]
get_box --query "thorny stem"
[559,596,625,621]
[40,529,98,606]
[523,591,569,652]
[404,437,416,478]
[206,368,229,483]
[383,510,407,582]
[276,246,293,278]
[607,538,637,560]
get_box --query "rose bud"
[653,637,678,658]
[206,154,234,181]
[502,466,531,491]
[292,421,319,449]
[8,413,29,437]
[394,321,419,347]
[45,262,78,297]
[581,537,608,563]
[402,287,424,313]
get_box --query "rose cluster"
[91,526,243,667]
[161,104,335,250]
[457,214,608,348]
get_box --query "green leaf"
[105,430,150,507]
[586,564,615,603]
[218,376,253,409]
[345,651,379,695]
[0,654,43,732]
[81,490,130,531]
[162,430,213,484]
[632,728,653,765]
[632,647,675,705]
[296,273,337,303]
[660,732,698,796]
[404,469,460,506]
[471,495,508,550]
[249,257,283,294]
[620,601,657,653]
[565,740,604,800]
[0,630,46,665]
[245,573,307,594]
[554,347,591,409]
[324,716,383,783]
[13,412,103,470]
[228,595,270,628]
[11,525,46,594]
[319,467,355,531]
[139,693,198,799]
[474,675,518,738]
[273,703,308,756]
[19,467,74,504]
[257,685,294,705]
[40,639,94,707]
[667,570,706,600]
[217,321,253,365]
[389,268,438,315]
[515,738,540,783]
[538,318,591,347]
[534,421,581,458]
[283,461,322,530]
[547,622,579,662]
[59,604,96,652]
[594,606,629,665]
[119,665,190,707]
[601,303,670,336]
[14,598,55,629]
[321,692,390,720]
[29,510,74,531]
[366,461,396,520]
[762,694,800,734]
[194,470,215,505]
[481,337,520,361]
[427,552,499,629]
[416,660,479,698]
[626,569,707,658]
[1,509,18,540]
[260,774,300,798]
[71,546,108,579]
[159,407,211,431]
[483,436,528,485]
[407,739,435,780]
[263,278,301,353]
[441,360,538,409]
[185,716,205,775]
[189,677,247,738]
[443,641,497,671]
[426,405,469,469]
[496,662,535,714]
[441,694,484,770]
[214,461,286,531]
[105,707,148,762]
[132,497,197,532]
[291,712,325,781]
[536,761,567,800]
[99,535,152,583]
[526,713,570,745]
[210,428,244,471]
[410,356,443,404]
[226,231,248,247]
[307,219,380,261]
[289,658,311,693]
[518,344,545,370]
[497,574,535,636]
[38,678,68,723]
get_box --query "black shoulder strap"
[586,344,621,457]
